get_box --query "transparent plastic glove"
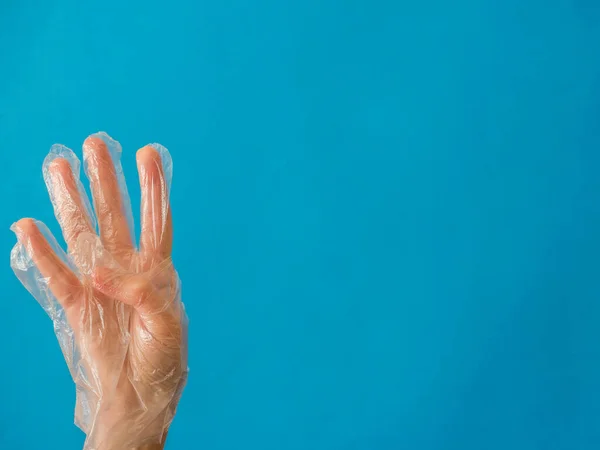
[10,133,188,450]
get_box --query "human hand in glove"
[11,133,188,450]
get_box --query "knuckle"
[128,278,153,308]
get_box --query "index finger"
[137,144,173,265]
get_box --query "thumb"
[92,267,163,315]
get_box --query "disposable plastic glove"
[11,133,188,450]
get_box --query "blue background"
[1,1,600,449]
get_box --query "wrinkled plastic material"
[10,132,188,450]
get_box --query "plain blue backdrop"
[1,1,600,449]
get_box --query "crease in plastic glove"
[10,132,188,450]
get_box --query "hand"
[11,133,188,450]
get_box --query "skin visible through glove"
[11,134,188,450]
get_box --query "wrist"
[88,405,170,450]
[133,442,165,450]
[132,431,168,450]
[137,431,168,450]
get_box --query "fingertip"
[137,146,164,182]
[83,135,108,157]
[12,218,38,238]
[83,135,106,149]
[137,145,161,166]
[48,157,73,178]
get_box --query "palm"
[11,133,188,450]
